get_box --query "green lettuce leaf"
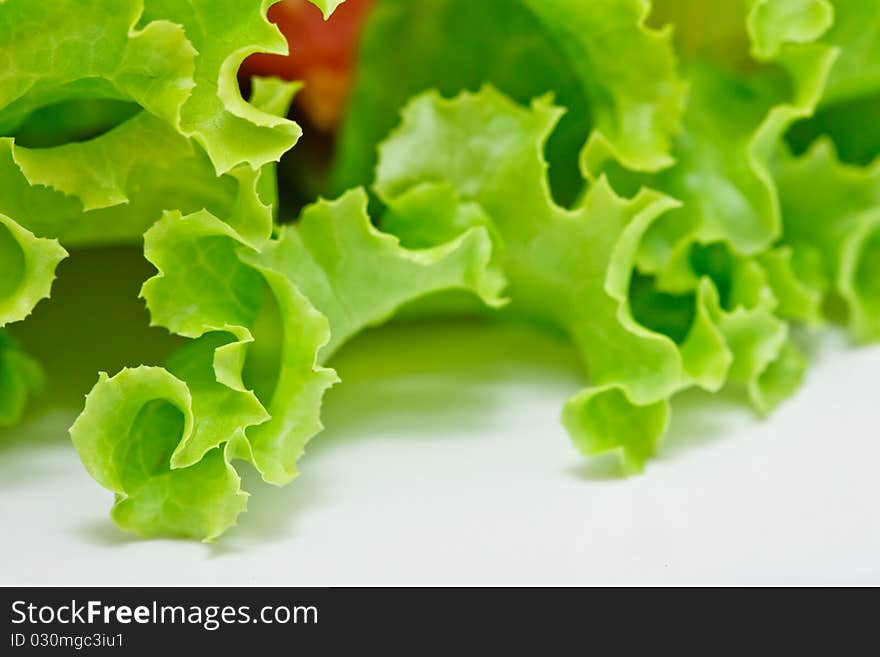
[0,0,196,137]
[776,139,880,340]
[138,0,301,173]
[0,0,304,250]
[0,213,67,327]
[70,366,248,540]
[0,212,61,427]
[377,87,696,470]
[374,84,816,470]
[343,4,833,462]
[70,186,504,538]
[786,0,880,165]
[637,0,836,267]
[334,0,685,204]
[0,1,301,306]
[0,0,301,435]
[814,0,880,106]
[368,0,852,472]
[242,188,505,483]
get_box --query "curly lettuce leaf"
[346,4,834,455]
[71,185,504,537]
[377,87,699,470]
[0,0,299,248]
[0,210,62,439]
[69,367,247,540]
[0,71,292,429]
[815,0,880,106]
[757,246,826,326]
[334,0,685,204]
[141,211,273,469]
[0,3,300,437]
[0,0,196,136]
[0,213,67,327]
[786,0,880,165]
[376,86,813,470]
[138,0,303,174]
[0,119,224,245]
[241,188,505,483]
[637,0,836,267]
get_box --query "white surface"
[1,323,878,585]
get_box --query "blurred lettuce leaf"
[776,139,880,340]
[334,0,685,205]
[0,331,45,429]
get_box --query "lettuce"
[333,0,686,204]
[0,214,65,427]
[0,0,296,327]
[2,0,878,540]
[775,0,880,340]
[0,0,324,538]
[366,0,872,470]
[376,87,690,468]
[70,188,501,538]
[776,140,880,341]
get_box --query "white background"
[1,321,878,585]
